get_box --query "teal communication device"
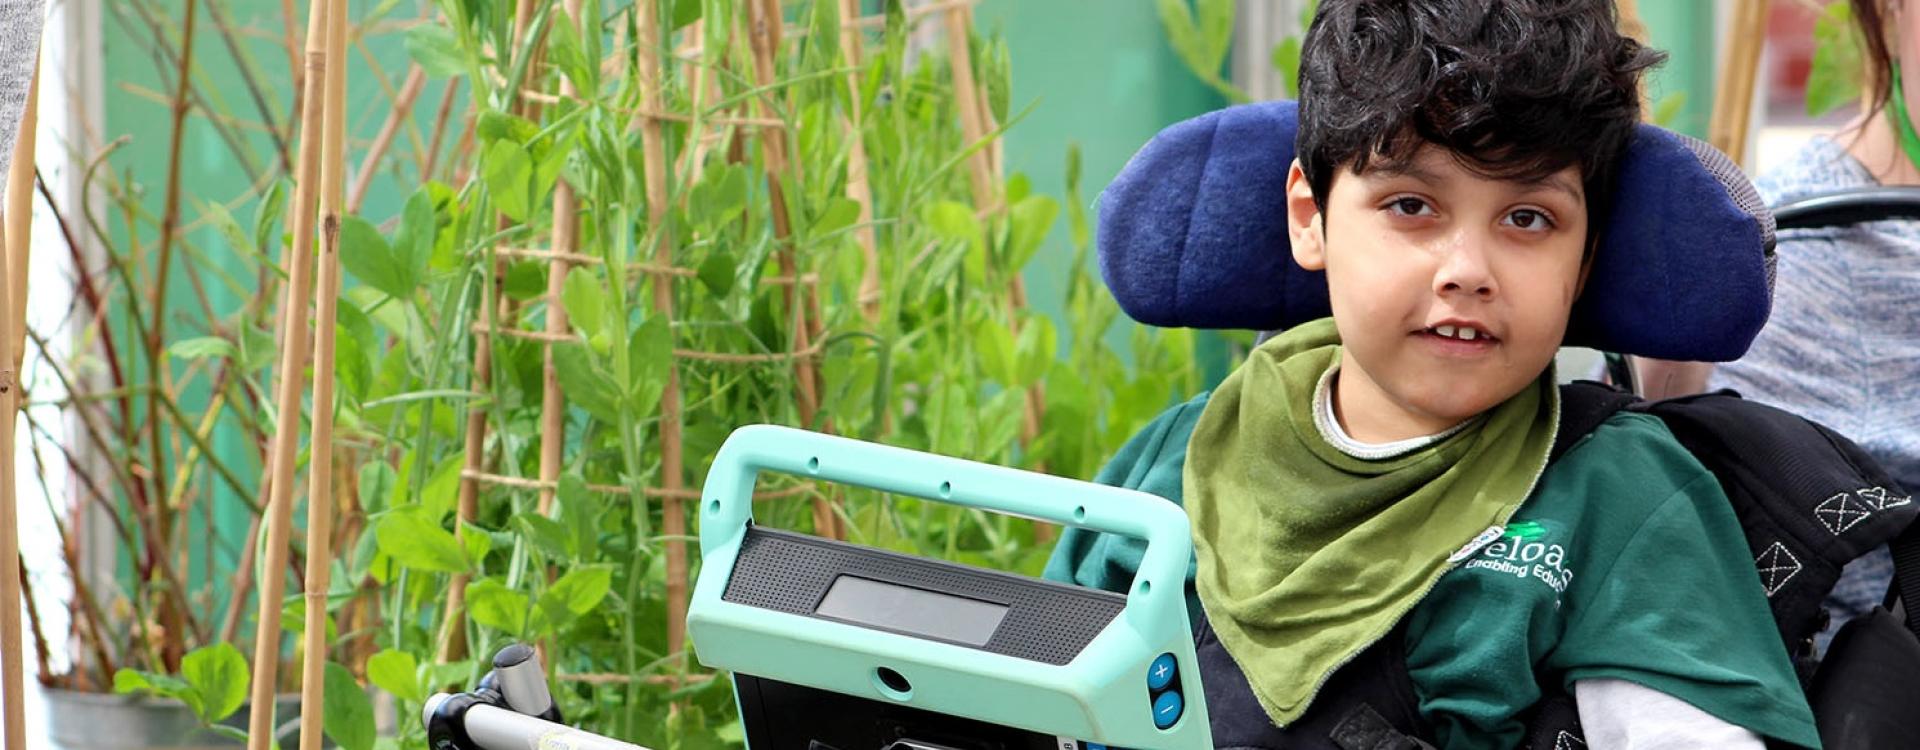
[686,425,1213,750]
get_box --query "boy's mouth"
[1419,323,1497,343]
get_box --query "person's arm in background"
[0,0,47,196]
[1628,357,1715,399]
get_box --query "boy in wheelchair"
[1044,0,1823,747]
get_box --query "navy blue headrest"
[1097,101,1777,361]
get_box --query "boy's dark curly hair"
[1296,0,1666,236]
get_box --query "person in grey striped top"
[1640,0,1920,650]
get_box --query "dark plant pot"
[41,686,309,749]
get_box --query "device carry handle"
[697,425,1191,602]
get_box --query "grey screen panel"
[816,575,1010,646]
[722,527,1125,664]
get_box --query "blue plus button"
[1147,653,1177,691]
[1152,690,1184,729]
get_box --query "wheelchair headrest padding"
[1097,100,1777,362]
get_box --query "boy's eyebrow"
[1516,173,1585,203]
[1369,159,1585,203]
[1365,158,1444,184]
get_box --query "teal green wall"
[976,0,1228,382]
[1640,2,1717,140]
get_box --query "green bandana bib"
[1183,318,1559,725]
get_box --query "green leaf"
[323,662,376,750]
[112,669,151,694]
[203,201,254,260]
[1015,317,1059,388]
[810,197,862,239]
[503,261,546,300]
[531,565,614,635]
[552,342,621,422]
[697,251,737,297]
[974,317,1018,386]
[477,111,539,146]
[375,508,468,573]
[180,643,250,724]
[1807,1,1863,118]
[514,513,574,560]
[672,0,702,30]
[358,462,396,516]
[1065,145,1090,250]
[690,164,749,232]
[557,474,603,557]
[484,140,534,222]
[338,216,413,299]
[392,189,436,290]
[928,201,981,246]
[169,336,236,361]
[405,24,466,78]
[424,660,476,694]
[561,271,607,338]
[986,37,1011,123]
[114,668,200,716]
[547,10,591,94]
[1006,195,1059,270]
[465,578,529,636]
[366,649,423,703]
[927,201,984,279]
[419,456,464,523]
[460,520,493,565]
[253,179,289,260]
[627,316,672,408]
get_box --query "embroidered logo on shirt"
[1447,524,1506,563]
[1459,522,1574,594]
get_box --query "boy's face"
[1285,147,1591,442]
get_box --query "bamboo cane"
[296,0,349,744]
[745,0,839,544]
[4,65,35,360]
[1709,0,1767,167]
[247,0,334,744]
[0,54,40,750]
[0,233,21,750]
[940,3,1048,493]
[837,0,882,321]
[442,0,549,665]
[540,0,585,521]
[637,0,689,659]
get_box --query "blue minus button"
[1152,690,1184,729]
[1147,652,1177,691]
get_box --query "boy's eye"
[1504,209,1554,231]
[1386,197,1433,217]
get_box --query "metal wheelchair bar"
[1771,186,1920,231]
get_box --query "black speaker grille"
[722,526,1126,665]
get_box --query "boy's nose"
[1433,234,1497,299]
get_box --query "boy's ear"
[1286,160,1326,271]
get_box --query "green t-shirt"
[1043,393,1821,749]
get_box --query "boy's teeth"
[1459,328,1478,341]
[1436,325,1457,338]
